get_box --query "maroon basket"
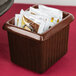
[3,5,74,73]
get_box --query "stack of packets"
[15,5,63,34]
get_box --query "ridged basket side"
[41,25,69,72]
[7,25,69,73]
[7,32,43,73]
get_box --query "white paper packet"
[29,7,49,17]
[15,14,20,26]
[37,20,46,34]
[29,7,62,26]
[18,9,26,27]
[24,13,46,34]
[39,5,63,19]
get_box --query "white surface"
[14,0,76,6]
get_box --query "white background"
[14,0,76,6]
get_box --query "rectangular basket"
[3,5,74,73]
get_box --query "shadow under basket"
[3,5,74,73]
